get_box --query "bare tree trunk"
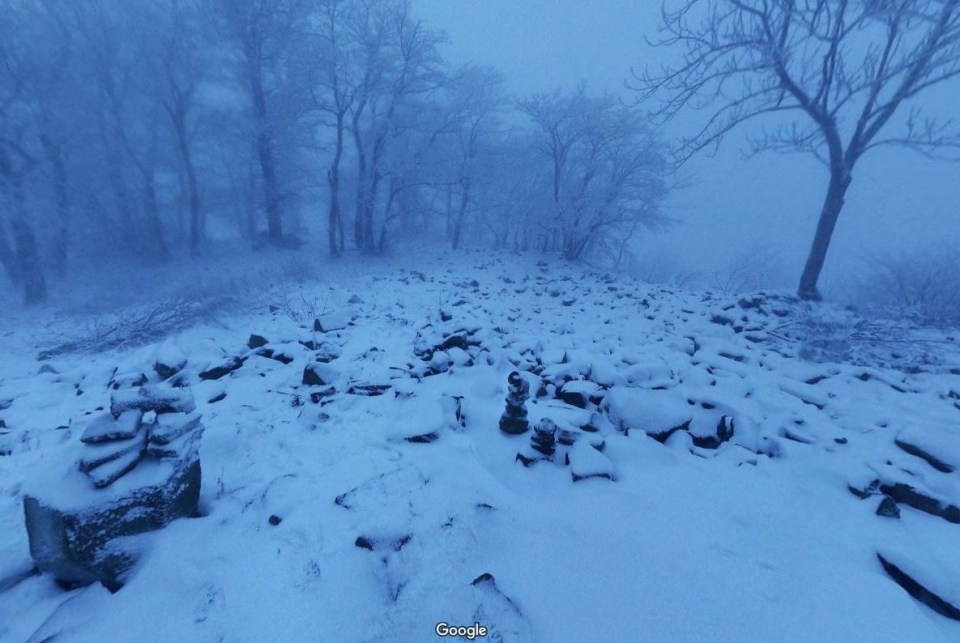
[452,177,470,250]
[0,221,20,286]
[41,135,70,277]
[249,62,281,244]
[327,112,345,257]
[258,131,281,242]
[142,170,169,261]
[10,215,47,304]
[798,170,852,301]
[171,114,201,255]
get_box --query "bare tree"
[213,0,307,246]
[522,87,667,260]
[636,0,960,300]
[445,65,507,250]
[154,0,209,255]
[347,0,445,253]
[307,0,359,257]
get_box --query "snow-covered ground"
[1,250,959,642]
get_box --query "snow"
[1,250,959,642]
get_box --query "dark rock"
[648,420,690,444]
[247,334,269,349]
[354,535,411,552]
[471,572,495,586]
[877,553,960,621]
[153,360,186,381]
[198,356,246,381]
[894,439,955,473]
[268,514,282,526]
[0,398,12,411]
[347,384,391,397]
[257,349,294,365]
[690,416,735,450]
[834,437,848,444]
[515,452,539,467]
[208,392,227,404]
[309,387,336,404]
[879,482,960,524]
[302,365,329,387]
[876,496,901,519]
[405,432,439,444]
[23,458,201,589]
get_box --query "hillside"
[1,251,959,643]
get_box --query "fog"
[1,0,958,316]
[415,0,960,295]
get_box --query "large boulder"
[23,386,203,589]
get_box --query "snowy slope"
[1,250,959,642]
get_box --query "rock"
[556,380,600,409]
[315,343,341,363]
[110,386,196,416]
[153,358,186,381]
[150,412,202,445]
[198,356,246,381]
[302,364,330,387]
[23,386,204,588]
[405,432,439,444]
[256,348,294,364]
[876,496,900,519]
[877,552,960,621]
[81,410,144,444]
[313,310,354,333]
[247,334,269,349]
[23,457,201,588]
[108,370,148,390]
[568,440,616,482]
[354,534,411,552]
[309,386,336,404]
[0,398,12,411]
[879,482,960,524]
[690,416,735,450]
[347,384,391,397]
[894,435,955,474]
[602,387,692,440]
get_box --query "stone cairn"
[23,385,204,589]
[516,418,560,467]
[499,371,530,435]
[530,419,558,458]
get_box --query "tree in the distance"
[636,0,960,300]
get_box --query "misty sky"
[414,0,959,290]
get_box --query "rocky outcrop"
[23,386,204,589]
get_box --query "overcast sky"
[413,0,959,292]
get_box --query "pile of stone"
[23,385,204,589]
